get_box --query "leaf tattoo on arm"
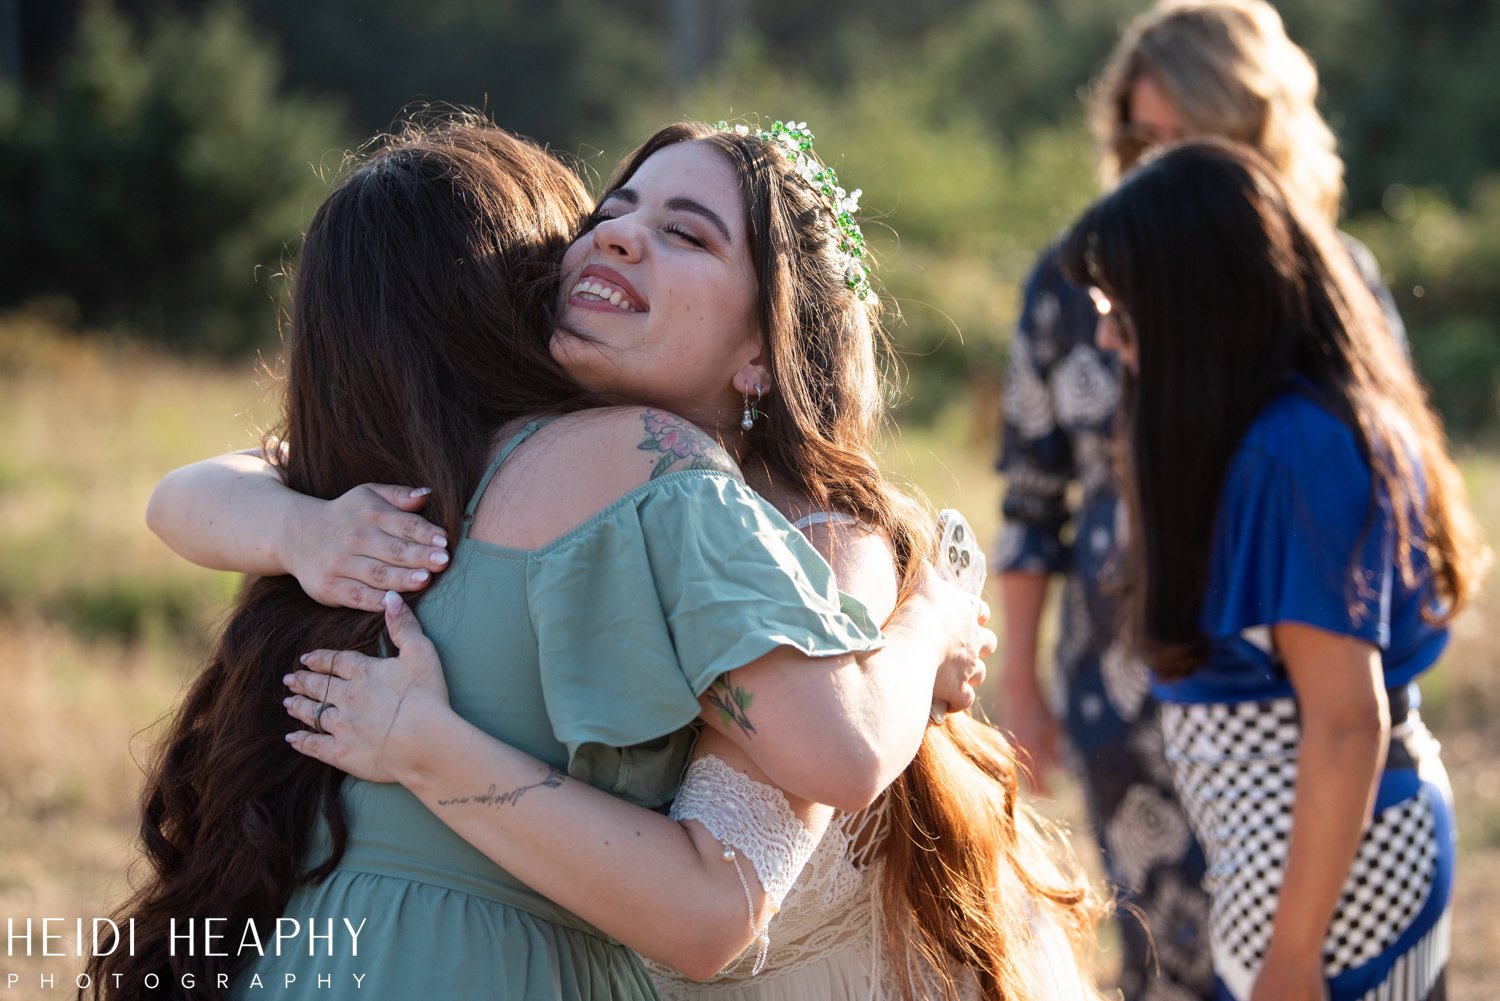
[638,409,741,479]
[706,674,757,740]
[435,768,566,809]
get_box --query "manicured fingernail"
[411,569,430,584]
[285,733,297,744]
[432,533,448,548]
[384,590,403,610]
[431,551,449,566]
[299,653,312,665]
[282,674,295,686]
[411,487,432,498]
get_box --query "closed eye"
[665,223,706,248]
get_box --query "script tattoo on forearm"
[436,768,566,809]
[706,675,757,739]
[639,409,740,479]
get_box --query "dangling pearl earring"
[740,385,764,432]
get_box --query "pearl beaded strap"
[670,755,822,977]
[721,845,771,974]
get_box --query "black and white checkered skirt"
[1162,694,1452,1001]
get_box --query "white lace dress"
[645,755,1092,1001]
[645,511,1093,1001]
[644,754,924,1001]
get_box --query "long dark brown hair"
[88,115,591,999]
[603,121,1106,1000]
[1060,138,1487,679]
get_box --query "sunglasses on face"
[1110,123,1186,168]
[1088,285,1135,334]
[1088,285,1120,318]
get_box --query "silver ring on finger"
[312,701,335,735]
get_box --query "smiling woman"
[128,113,1021,1001]
[552,141,764,426]
[292,119,1106,1001]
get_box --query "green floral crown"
[716,119,875,305]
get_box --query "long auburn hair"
[1090,0,1344,223]
[88,115,591,999]
[1059,138,1487,680]
[605,121,1107,1000]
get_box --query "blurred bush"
[0,0,347,354]
[48,576,203,644]
[672,38,1099,422]
[1347,177,1500,440]
[2,0,1495,438]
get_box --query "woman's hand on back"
[284,591,456,784]
[286,484,451,611]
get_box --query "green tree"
[244,0,672,156]
[1,0,347,352]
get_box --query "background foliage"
[1,4,1497,992]
[3,0,1498,426]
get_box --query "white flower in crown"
[715,117,877,303]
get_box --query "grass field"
[1,316,1495,995]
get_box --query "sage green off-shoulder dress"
[231,420,884,1000]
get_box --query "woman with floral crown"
[135,116,1104,1000]
[103,114,986,1000]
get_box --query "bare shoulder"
[470,407,742,549]
[532,407,741,481]
[798,517,900,624]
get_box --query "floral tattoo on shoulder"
[639,409,741,479]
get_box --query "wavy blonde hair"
[1090,0,1344,222]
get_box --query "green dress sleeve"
[527,470,885,807]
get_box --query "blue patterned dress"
[996,245,1214,1001]
[994,237,1406,1001]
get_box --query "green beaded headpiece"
[716,119,875,305]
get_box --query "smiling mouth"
[569,278,642,312]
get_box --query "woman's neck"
[742,466,814,524]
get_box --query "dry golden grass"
[0,316,1494,995]
[0,314,276,986]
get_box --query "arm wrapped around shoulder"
[528,472,885,807]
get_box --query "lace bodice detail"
[669,754,822,912]
[649,786,904,998]
[650,775,1086,1001]
[748,797,887,976]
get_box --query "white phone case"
[935,508,986,596]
